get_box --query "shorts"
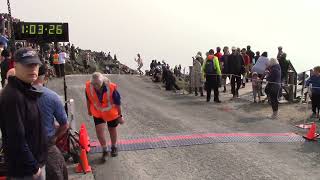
[93,117,119,128]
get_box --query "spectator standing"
[277,46,285,60]
[265,58,281,119]
[191,56,204,96]
[58,49,68,77]
[33,65,69,180]
[70,44,76,61]
[202,49,221,102]
[0,47,47,179]
[228,47,244,98]
[241,48,251,87]
[278,53,289,83]
[306,66,320,119]
[1,48,10,87]
[246,45,255,65]
[221,46,230,93]
[53,50,60,77]
[214,47,223,61]
[195,52,204,65]
[254,51,260,64]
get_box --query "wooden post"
[288,70,294,102]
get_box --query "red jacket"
[242,54,251,65]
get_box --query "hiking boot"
[111,146,118,157]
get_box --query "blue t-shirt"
[93,84,121,105]
[37,86,68,138]
[306,75,320,95]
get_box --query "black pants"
[311,93,320,114]
[265,84,280,112]
[54,64,60,77]
[231,74,241,96]
[59,64,65,77]
[46,144,68,180]
[1,72,6,88]
[205,75,219,101]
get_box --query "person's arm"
[53,93,69,140]
[306,76,313,87]
[214,57,221,75]
[4,97,40,176]
[112,89,124,124]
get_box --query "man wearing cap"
[0,47,48,179]
[33,65,69,180]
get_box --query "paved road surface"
[48,74,320,180]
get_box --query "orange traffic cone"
[75,149,92,173]
[304,122,319,140]
[79,124,90,152]
[82,124,90,142]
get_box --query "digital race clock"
[14,22,69,42]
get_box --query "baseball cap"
[14,47,42,65]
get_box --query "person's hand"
[118,117,125,125]
[33,168,41,180]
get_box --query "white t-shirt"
[58,52,68,64]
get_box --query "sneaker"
[214,99,221,103]
[310,113,317,119]
[111,146,118,157]
[101,150,108,162]
[270,112,278,119]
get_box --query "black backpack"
[204,59,216,74]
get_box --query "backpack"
[204,59,216,75]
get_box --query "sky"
[1,0,320,72]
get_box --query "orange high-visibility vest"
[85,81,119,122]
[53,53,59,64]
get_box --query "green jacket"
[201,55,221,79]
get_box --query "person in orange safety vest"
[85,72,124,161]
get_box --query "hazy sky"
[1,0,320,72]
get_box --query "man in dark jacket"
[278,53,289,83]
[228,47,245,98]
[246,45,255,65]
[0,47,47,179]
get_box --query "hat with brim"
[14,47,42,65]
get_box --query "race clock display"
[14,22,69,42]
